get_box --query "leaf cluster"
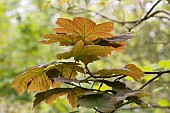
[12,17,148,113]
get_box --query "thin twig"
[93,108,104,113]
[128,0,162,30]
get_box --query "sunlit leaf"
[56,62,84,79]
[12,65,51,95]
[57,40,114,64]
[53,17,114,41]
[12,62,84,95]
[94,64,144,80]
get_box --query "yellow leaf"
[12,65,48,95]
[53,17,114,41]
[57,40,114,64]
[28,73,52,92]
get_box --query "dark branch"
[120,105,170,110]
[127,0,162,30]
[144,70,170,75]
[140,70,170,89]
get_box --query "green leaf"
[113,89,150,102]
[77,93,119,112]
[57,40,114,64]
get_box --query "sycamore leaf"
[33,88,72,108]
[77,89,150,112]
[77,93,119,112]
[53,17,114,41]
[67,91,78,108]
[12,65,52,95]
[33,87,89,108]
[93,38,126,51]
[39,34,83,46]
[56,62,84,79]
[113,89,150,104]
[12,62,84,95]
[94,64,144,80]
[57,40,114,64]
[67,87,90,108]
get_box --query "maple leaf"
[94,64,144,80]
[12,65,52,95]
[53,17,114,41]
[57,40,114,64]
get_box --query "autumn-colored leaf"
[39,34,83,46]
[12,65,52,95]
[12,62,84,95]
[33,87,89,108]
[67,87,89,108]
[94,64,144,80]
[33,88,72,108]
[57,40,114,64]
[55,62,84,79]
[53,17,114,41]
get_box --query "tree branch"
[144,70,170,75]
[120,105,170,110]
[140,70,170,89]
[127,0,162,31]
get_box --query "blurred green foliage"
[0,0,170,113]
